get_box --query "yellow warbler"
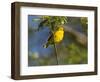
[43,26,64,48]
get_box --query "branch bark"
[63,25,87,46]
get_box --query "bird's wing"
[47,33,53,42]
[43,33,53,48]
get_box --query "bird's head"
[58,27,64,31]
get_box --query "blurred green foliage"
[65,43,87,64]
[81,17,88,35]
[28,51,57,66]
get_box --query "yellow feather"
[54,27,64,43]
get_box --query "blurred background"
[28,15,88,66]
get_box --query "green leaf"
[32,18,40,22]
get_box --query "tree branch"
[63,25,87,46]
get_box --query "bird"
[43,26,64,48]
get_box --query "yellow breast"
[54,30,64,43]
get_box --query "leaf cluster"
[38,16,68,32]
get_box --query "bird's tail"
[43,42,49,48]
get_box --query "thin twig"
[54,43,59,65]
[51,24,59,65]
